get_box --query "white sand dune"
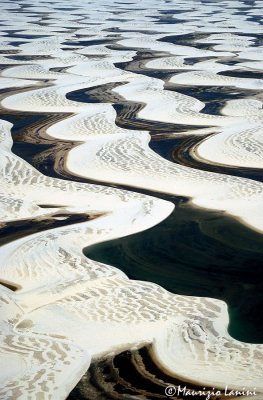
[196,123,263,168]
[0,0,263,398]
[118,35,233,58]
[114,76,242,126]
[169,70,263,90]
[146,56,237,73]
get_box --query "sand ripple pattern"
[0,0,263,399]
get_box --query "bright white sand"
[1,0,263,398]
[169,70,263,90]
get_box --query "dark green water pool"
[85,202,263,343]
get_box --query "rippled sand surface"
[0,0,263,399]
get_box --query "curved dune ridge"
[0,0,263,399]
